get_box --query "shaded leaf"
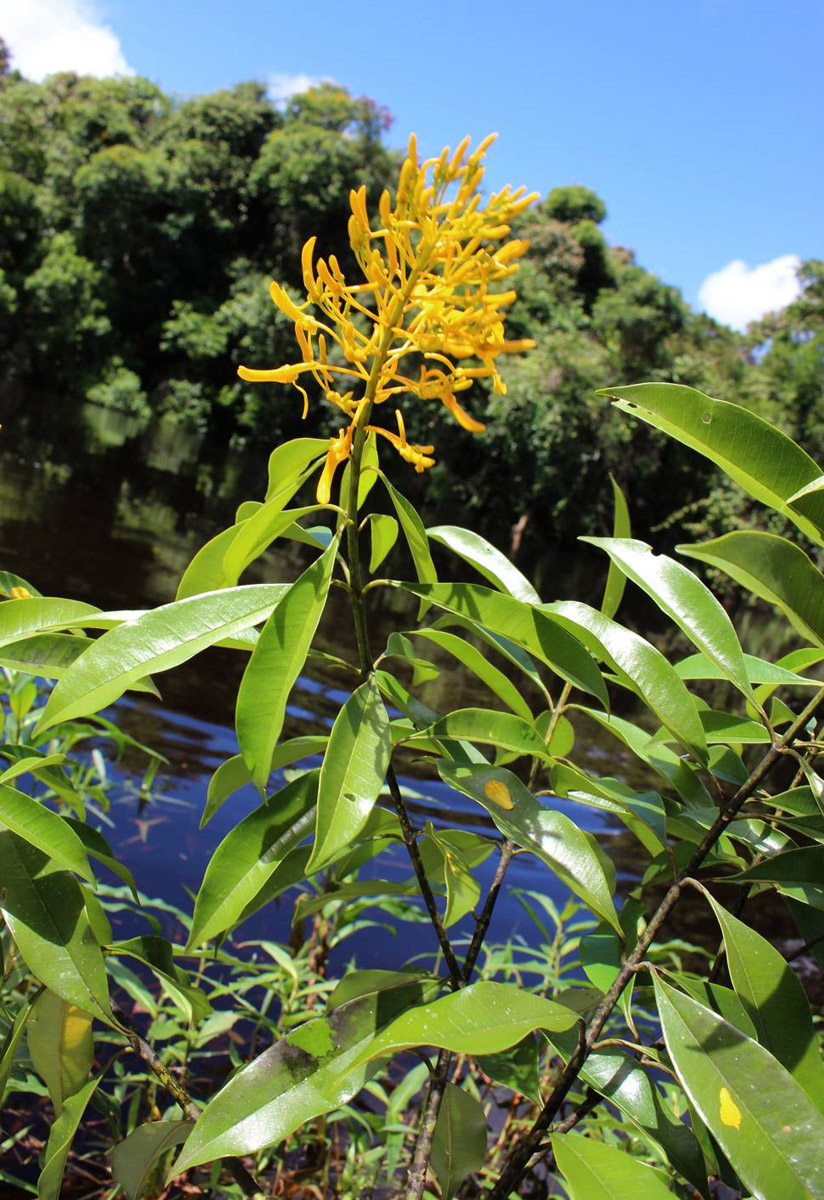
[552,1131,677,1199]
[112,1121,193,1200]
[431,1083,487,1200]
[27,990,93,1115]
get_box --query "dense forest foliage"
[0,42,821,552]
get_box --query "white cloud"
[3,0,132,80]
[698,254,802,330]
[267,71,333,104]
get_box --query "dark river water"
[0,396,797,974]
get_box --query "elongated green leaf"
[263,436,329,500]
[27,990,93,1115]
[37,1075,99,1200]
[679,531,824,648]
[62,819,137,897]
[698,709,770,744]
[177,502,324,600]
[0,997,33,1104]
[111,937,211,1024]
[440,763,619,931]
[600,474,631,619]
[552,762,667,853]
[188,772,319,948]
[705,896,824,1111]
[172,976,439,1172]
[423,824,482,927]
[407,628,533,721]
[236,539,338,792]
[431,1083,487,1200]
[382,474,437,609]
[675,651,818,687]
[0,834,112,1023]
[576,1049,709,1194]
[406,708,551,763]
[599,382,824,543]
[729,847,824,912]
[548,599,707,760]
[222,504,327,591]
[368,513,399,572]
[37,585,290,732]
[308,679,390,872]
[173,980,576,1172]
[0,632,154,686]
[201,735,327,827]
[582,537,752,697]
[575,706,716,828]
[654,974,824,1200]
[427,525,539,603]
[0,598,101,649]
[113,1121,193,1200]
[398,582,607,705]
[552,1131,676,1200]
[0,786,92,880]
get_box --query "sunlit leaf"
[427,525,539,603]
[236,538,338,792]
[27,990,93,1115]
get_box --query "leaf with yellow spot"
[719,1087,742,1129]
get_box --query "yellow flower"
[238,133,537,501]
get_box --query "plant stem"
[112,1003,267,1200]
[488,685,824,1199]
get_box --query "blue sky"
[5,0,823,325]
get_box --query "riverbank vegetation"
[1,45,821,555]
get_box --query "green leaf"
[575,1049,709,1195]
[678,531,824,648]
[112,1121,193,1200]
[551,763,667,854]
[552,1131,677,1200]
[37,1075,100,1200]
[581,537,752,698]
[0,570,41,598]
[407,629,533,721]
[423,824,482,927]
[600,474,631,619]
[405,708,552,763]
[177,504,325,600]
[236,539,338,792]
[675,651,818,687]
[705,895,824,1111]
[654,973,824,1200]
[0,834,113,1023]
[0,997,33,1104]
[476,1037,542,1106]
[308,678,391,872]
[427,525,540,603]
[171,976,441,1173]
[599,382,824,544]
[547,599,707,760]
[0,598,101,649]
[62,819,138,897]
[175,981,576,1172]
[264,437,330,500]
[0,632,155,686]
[439,763,620,931]
[398,582,607,706]
[110,937,212,1024]
[367,513,399,572]
[0,786,93,880]
[431,1083,487,1200]
[188,772,319,948]
[37,585,290,731]
[381,474,437,611]
[201,735,327,827]
[27,990,93,1115]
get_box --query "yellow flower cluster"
[238,133,538,502]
